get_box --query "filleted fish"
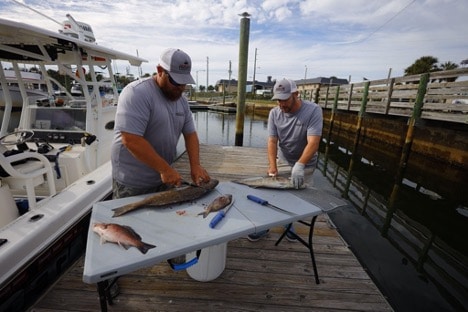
[112,179,219,217]
[198,194,233,218]
[232,176,306,189]
[93,223,156,254]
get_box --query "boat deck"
[30,144,393,311]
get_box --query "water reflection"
[192,111,268,148]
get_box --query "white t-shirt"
[111,77,195,188]
[268,100,323,167]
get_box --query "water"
[190,109,466,311]
[192,110,268,148]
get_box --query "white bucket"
[186,242,227,282]
[0,184,19,227]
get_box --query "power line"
[355,0,417,43]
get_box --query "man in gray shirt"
[111,48,210,198]
[268,78,323,188]
[248,78,323,242]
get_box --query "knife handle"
[247,194,268,205]
[209,211,225,228]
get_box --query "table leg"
[96,277,120,312]
[275,216,320,284]
[97,281,108,312]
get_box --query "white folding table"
[83,182,326,311]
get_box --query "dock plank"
[30,144,393,311]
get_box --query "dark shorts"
[112,179,168,199]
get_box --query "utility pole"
[195,70,205,99]
[228,60,232,92]
[206,57,209,91]
[235,12,250,146]
[252,48,257,98]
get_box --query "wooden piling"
[323,86,339,174]
[343,81,369,198]
[235,13,250,146]
[381,73,429,237]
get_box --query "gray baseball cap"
[271,78,298,100]
[159,48,195,85]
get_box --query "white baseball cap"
[271,78,298,100]
[159,48,195,85]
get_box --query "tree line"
[404,56,464,76]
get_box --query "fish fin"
[139,242,157,254]
[118,242,130,250]
[121,225,142,240]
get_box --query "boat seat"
[0,151,56,210]
[0,184,19,227]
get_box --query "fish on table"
[93,223,156,254]
[198,194,233,218]
[112,179,219,217]
[232,176,306,189]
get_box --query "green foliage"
[404,56,460,76]
[404,56,439,76]
[440,61,459,71]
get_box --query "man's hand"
[160,167,182,187]
[291,162,305,189]
[267,164,278,177]
[191,164,210,186]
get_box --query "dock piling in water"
[235,12,250,146]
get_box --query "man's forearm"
[267,137,278,166]
[297,136,320,164]
[184,132,201,167]
[122,132,172,174]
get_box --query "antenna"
[11,0,62,25]
[136,49,143,77]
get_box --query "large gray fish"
[93,223,156,254]
[232,176,306,189]
[198,194,233,218]
[112,179,219,217]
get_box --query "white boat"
[0,70,48,132]
[0,16,146,311]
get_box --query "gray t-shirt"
[111,77,196,188]
[268,100,323,167]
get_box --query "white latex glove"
[291,162,305,189]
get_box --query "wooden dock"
[30,145,393,312]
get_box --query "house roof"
[216,76,348,87]
[295,77,348,85]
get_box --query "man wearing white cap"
[248,78,323,242]
[111,48,210,199]
[268,78,323,187]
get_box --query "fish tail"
[196,211,209,218]
[138,242,156,254]
[112,203,137,217]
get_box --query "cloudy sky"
[1,0,467,86]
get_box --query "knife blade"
[247,194,295,215]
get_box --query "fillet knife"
[247,195,295,215]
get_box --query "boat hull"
[0,162,113,311]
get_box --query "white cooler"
[186,242,227,282]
